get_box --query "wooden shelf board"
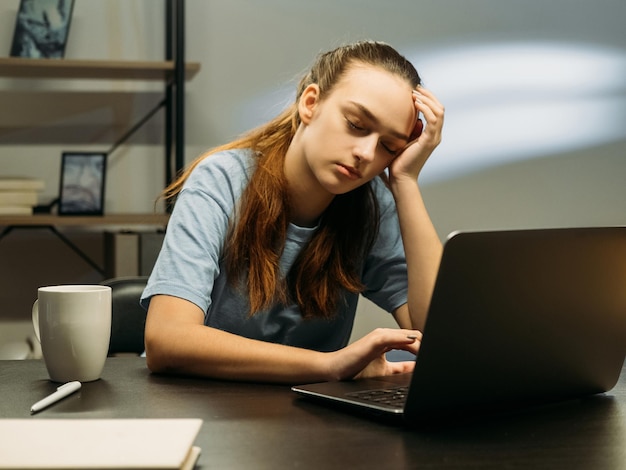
[0,213,169,227]
[0,57,200,81]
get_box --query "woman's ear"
[298,84,320,124]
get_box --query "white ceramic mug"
[32,285,112,382]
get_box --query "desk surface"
[1,358,625,469]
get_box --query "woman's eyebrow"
[348,101,410,142]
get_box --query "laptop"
[292,227,626,425]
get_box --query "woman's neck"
[284,141,334,228]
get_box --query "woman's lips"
[337,163,362,180]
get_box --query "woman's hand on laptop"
[327,328,421,381]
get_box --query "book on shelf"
[0,205,33,216]
[0,190,38,206]
[0,177,45,216]
[0,177,45,191]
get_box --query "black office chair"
[100,276,149,356]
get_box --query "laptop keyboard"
[346,386,409,408]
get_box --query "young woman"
[141,40,444,384]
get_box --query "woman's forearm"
[144,295,422,384]
[390,178,442,331]
[148,324,331,384]
[144,296,331,384]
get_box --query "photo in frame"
[58,152,107,216]
[10,0,75,59]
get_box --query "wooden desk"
[1,358,625,469]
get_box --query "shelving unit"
[0,0,198,274]
[0,57,200,81]
[0,215,169,276]
[0,0,199,225]
[0,0,199,217]
[0,214,169,227]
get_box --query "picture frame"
[58,152,107,216]
[10,0,75,59]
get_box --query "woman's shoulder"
[193,148,256,176]
[186,148,256,190]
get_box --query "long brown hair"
[163,41,421,319]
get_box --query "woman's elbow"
[143,295,204,374]
[144,328,172,374]
[144,317,185,374]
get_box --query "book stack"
[0,177,45,216]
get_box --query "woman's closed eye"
[380,142,399,157]
[346,117,366,133]
[346,118,398,156]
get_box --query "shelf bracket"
[0,225,105,276]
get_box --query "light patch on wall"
[234,85,295,132]
[408,41,626,183]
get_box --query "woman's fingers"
[331,328,422,380]
[412,87,444,149]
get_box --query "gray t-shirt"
[141,148,408,352]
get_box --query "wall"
[1,0,625,349]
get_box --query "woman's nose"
[353,135,378,163]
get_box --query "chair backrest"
[100,276,149,356]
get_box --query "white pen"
[30,381,82,414]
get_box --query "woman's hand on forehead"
[387,86,445,181]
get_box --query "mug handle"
[32,299,41,343]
